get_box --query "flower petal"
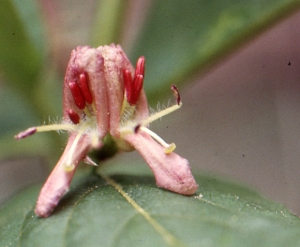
[134,90,149,122]
[124,132,198,195]
[97,44,133,137]
[63,46,108,137]
[35,133,91,217]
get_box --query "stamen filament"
[64,119,93,171]
[139,126,176,153]
[83,107,92,118]
[15,123,77,140]
[141,103,182,126]
[36,124,76,133]
[120,97,127,116]
[91,134,100,149]
[64,130,84,171]
[91,103,97,115]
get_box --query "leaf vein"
[100,173,186,247]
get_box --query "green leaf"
[0,185,41,247]
[130,0,300,102]
[1,168,299,247]
[0,0,45,95]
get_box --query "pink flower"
[15,44,198,217]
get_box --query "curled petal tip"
[155,157,199,195]
[124,132,198,196]
[34,134,91,217]
[35,205,53,218]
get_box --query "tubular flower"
[15,44,198,217]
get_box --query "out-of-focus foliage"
[0,0,45,94]
[131,0,300,102]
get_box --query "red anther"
[68,81,86,109]
[135,56,145,77]
[171,85,181,105]
[67,109,80,124]
[123,57,145,106]
[79,72,93,104]
[133,56,145,85]
[130,74,143,105]
[123,69,133,99]
[15,127,37,140]
[134,124,141,133]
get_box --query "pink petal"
[97,44,133,137]
[63,46,109,137]
[124,132,198,195]
[35,133,91,217]
[134,89,149,122]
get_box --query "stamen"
[79,73,93,104]
[171,85,181,105]
[131,74,143,105]
[91,103,97,115]
[142,103,182,126]
[83,108,92,118]
[139,126,176,153]
[119,123,136,136]
[134,56,145,77]
[64,130,83,171]
[123,69,133,102]
[123,69,132,93]
[68,81,86,109]
[15,123,77,140]
[164,143,176,154]
[67,109,80,124]
[15,127,37,139]
[141,85,182,126]
[90,130,101,149]
[35,124,76,132]
[123,56,145,106]
[134,124,141,133]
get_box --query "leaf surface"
[1,168,299,247]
